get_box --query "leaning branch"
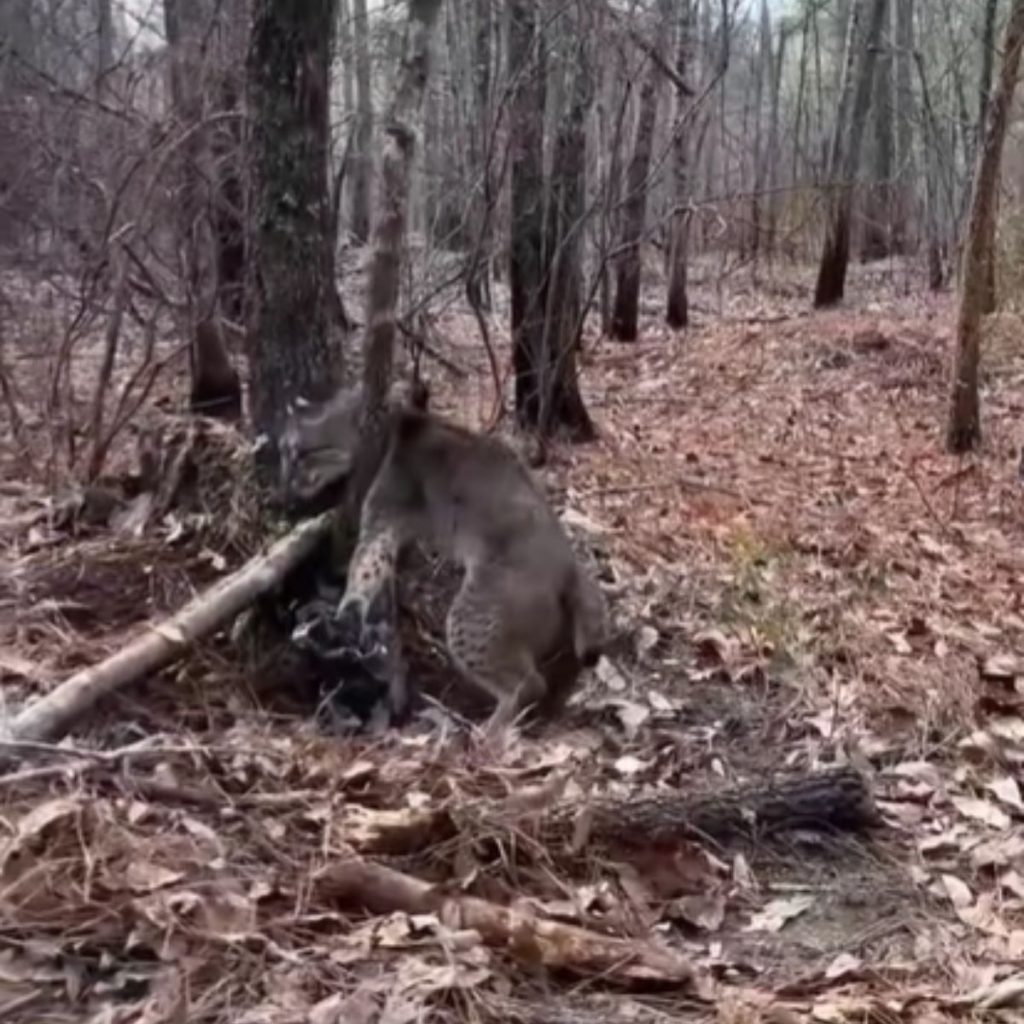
[6,512,333,744]
[317,855,700,987]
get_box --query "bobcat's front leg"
[333,517,407,716]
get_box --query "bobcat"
[279,389,609,729]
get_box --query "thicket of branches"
[0,0,1014,477]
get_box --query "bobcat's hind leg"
[445,577,548,731]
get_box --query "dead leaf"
[939,874,974,910]
[744,894,815,933]
[824,952,864,980]
[670,893,727,932]
[123,862,184,894]
[951,796,1012,830]
[972,834,1024,869]
[986,776,1023,812]
[999,870,1024,901]
[310,990,379,1024]
[613,754,649,777]
[981,654,1023,681]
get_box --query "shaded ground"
[1,258,1023,1022]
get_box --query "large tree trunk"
[245,0,341,445]
[946,0,1024,453]
[531,13,596,442]
[164,0,241,420]
[349,0,374,244]
[666,0,695,329]
[976,0,1000,315]
[509,0,548,421]
[208,0,248,325]
[891,0,914,254]
[351,0,444,506]
[610,58,661,341]
[464,0,494,313]
[860,0,894,261]
[813,0,889,308]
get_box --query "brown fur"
[280,396,609,728]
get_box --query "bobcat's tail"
[567,567,608,666]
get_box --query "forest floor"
[1,257,1023,1023]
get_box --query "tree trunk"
[164,0,240,418]
[245,0,341,445]
[860,0,894,261]
[209,39,247,325]
[813,0,888,308]
[749,0,769,264]
[892,0,914,253]
[977,0,1000,314]
[610,58,661,341]
[946,0,1024,453]
[509,0,548,420]
[350,0,374,244]
[355,0,444,483]
[531,14,596,442]
[666,0,695,329]
[465,0,493,312]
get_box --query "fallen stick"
[5,512,333,745]
[544,765,880,848]
[330,766,879,860]
[317,855,701,989]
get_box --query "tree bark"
[813,0,889,308]
[610,56,661,341]
[164,0,242,418]
[860,0,894,261]
[509,0,548,417]
[976,0,1000,314]
[531,16,595,442]
[349,0,444,513]
[350,0,374,244]
[666,0,695,329]
[946,0,1024,453]
[892,0,914,253]
[464,0,493,313]
[245,0,341,446]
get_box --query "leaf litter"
[1,261,1024,1021]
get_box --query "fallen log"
[544,764,880,849]
[5,512,333,745]
[331,766,879,861]
[317,854,702,989]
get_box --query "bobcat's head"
[278,387,363,511]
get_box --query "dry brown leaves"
[2,260,1024,1022]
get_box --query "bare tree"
[246,0,341,444]
[666,0,696,329]
[976,0,1000,314]
[892,0,914,254]
[349,0,444,509]
[509,0,595,439]
[813,0,888,308]
[163,0,241,419]
[946,0,1024,453]
[610,47,662,341]
[350,0,374,244]
[535,8,596,441]
[860,0,895,261]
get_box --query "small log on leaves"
[332,766,878,860]
[542,766,879,850]
[317,855,700,988]
[6,512,333,744]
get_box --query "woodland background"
[1,1,1024,1022]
